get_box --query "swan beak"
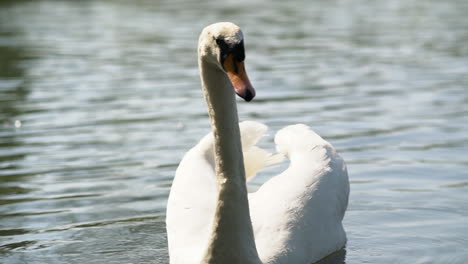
[224,55,256,102]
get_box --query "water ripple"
[1,0,468,263]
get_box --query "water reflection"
[0,29,39,258]
[0,24,33,202]
[0,42,29,123]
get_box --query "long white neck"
[199,58,261,264]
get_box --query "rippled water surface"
[1,0,468,263]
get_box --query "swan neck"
[199,59,261,264]
[199,59,245,183]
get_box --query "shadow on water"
[314,248,346,264]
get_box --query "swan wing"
[249,124,350,264]
[166,134,217,264]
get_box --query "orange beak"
[223,54,256,102]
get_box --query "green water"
[1,0,467,263]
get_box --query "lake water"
[1,0,467,263]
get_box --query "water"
[1,0,467,263]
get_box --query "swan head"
[198,22,255,101]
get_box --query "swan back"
[275,124,331,157]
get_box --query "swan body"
[166,22,349,264]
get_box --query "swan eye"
[232,40,245,62]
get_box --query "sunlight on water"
[1,0,467,263]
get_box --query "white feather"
[239,121,284,180]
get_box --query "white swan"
[166,22,350,264]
